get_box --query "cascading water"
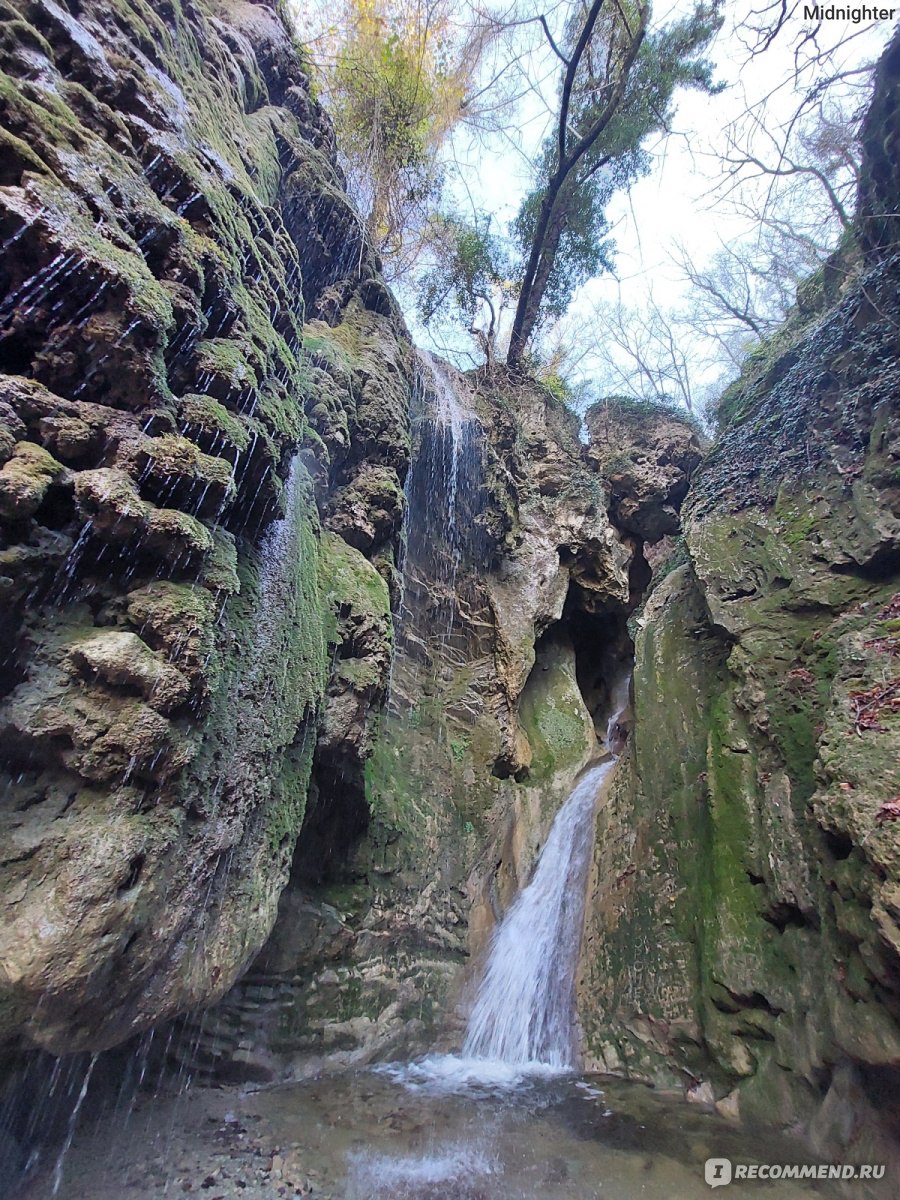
[387,351,482,712]
[417,349,465,541]
[462,761,615,1069]
[396,684,630,1085]
[461,685,629,1072]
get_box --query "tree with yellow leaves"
[301,0,489,279]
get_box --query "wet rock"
[584,400,703,543]
[0,0,412,1056]
[0,439,65,519]
[327,465,405,554]
[73,467,215,563]
[68,629,191,714]
[578,26,900,1170]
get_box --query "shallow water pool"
[23,1060,843,1200]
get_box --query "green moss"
[783,511,816,547]
[590,393,705,436]
[303,328,354,374]
[702,692,763,948]
[137,432,235,495]
[267,732,315,852]
[179,394,251,455]
[768,691,817,801]
[364,723,423,838]
[318,531,391,646]
[194,338,257,389]
[199,528,240,595]
[519,652,593,782]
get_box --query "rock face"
[1,0,680,1093]
[584,399,703,544]
[0,0,413,1059]
[182,363,699,1078]
[2,0,897,1179]
[578,29,900,1178]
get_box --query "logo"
[705,1158,732,1188]
[703,1158,886,1185]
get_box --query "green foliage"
[512,168,621,323]
[593,392,706,435]
[449,734,469,763]
[541,372,571,402]
[417,212,511,356]
[307,0,481,275]
[333,22,436,170]
[509,0,723,358]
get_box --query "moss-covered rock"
[0,0,413,1059]
[68,629,191,714]
[578,32,900,1172]
[0,440,65,519]
[584,399,704,543]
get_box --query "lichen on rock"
[577,28,900,1168]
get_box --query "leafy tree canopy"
[507,0,724,360]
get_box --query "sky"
[586,4,890,297]
[296,0,897,400]
[417,1,895,396]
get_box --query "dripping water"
[387,351,479,712]
[417,349,465,542]
[51,1055,96,1196]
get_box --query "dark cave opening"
[565,588,635,746]
[515,581,635,778]
[289,759,370,889]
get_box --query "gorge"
[0,0,898,1197]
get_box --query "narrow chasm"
[1,2,900,1198]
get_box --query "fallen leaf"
[875,798,900,824]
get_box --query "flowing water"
[417,350,465,538]
[16,595,841,1200]
[387,351,483,711]
[23,1068,831,1199]
[462,762,613,1069]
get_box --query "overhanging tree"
[301,0,492,279]
[506,0,724,366]
[416,212,512,365]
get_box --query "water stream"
[462,761,614,1070]
[25,1062,830,1200]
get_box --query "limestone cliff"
[180,359,702,1077]
[1,0,897,1180]
[0,0,698,1088]
[578,30,900,1173]
[0,0,413,1058]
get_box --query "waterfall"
[388,352,481,711]
[461,762,613,1069]
[417,349,465,539]
[461,684,630,1070]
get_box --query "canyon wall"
[0,0,413,1057]
[1,1,899,1178]
[185,366,702,1077]
[0,0,701,1085]
[578,29,900,1168]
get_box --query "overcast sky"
[298,0,896,387]
[414,2,895,383]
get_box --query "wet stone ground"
[23,1068,838,1200]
